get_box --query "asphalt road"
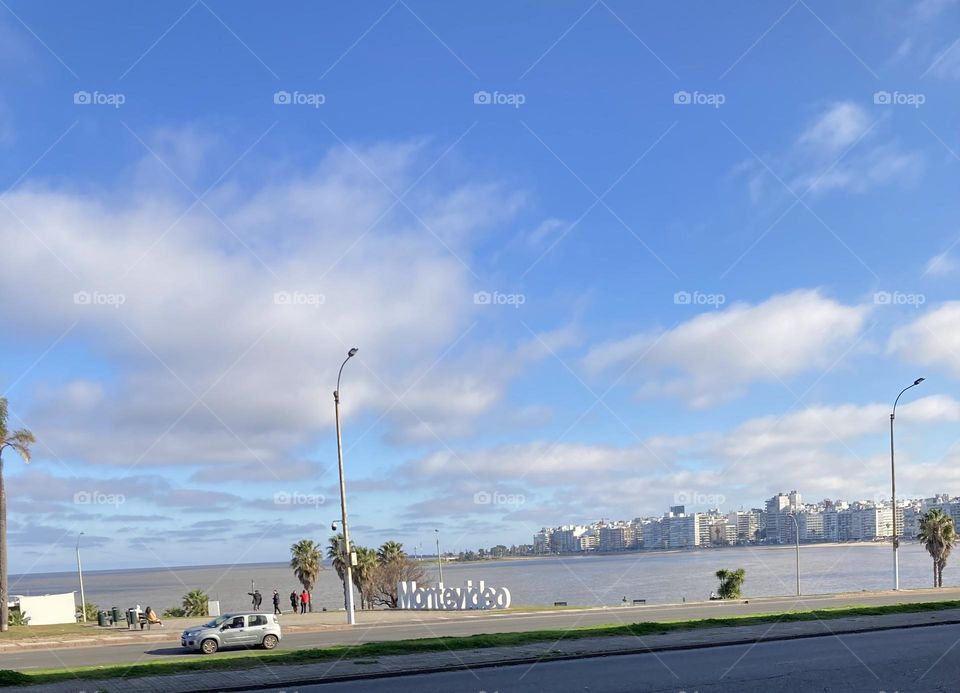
[8,589,960,671]
[283,623,960,692]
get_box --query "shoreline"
[449,539,902,563]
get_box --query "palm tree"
[715,568,746,599]
[377,541,405,564]
[290,539,322,612]
[182,589,209,617]
[0,398,35,632]
[352,546,379,609]
[918,508,957,587]
[327,533,349,610]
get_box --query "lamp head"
[914,377,925,386]
[347,347,358,358]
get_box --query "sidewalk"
[3,586,960,653]
[8,607,960,692]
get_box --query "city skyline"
[3,2,960,572]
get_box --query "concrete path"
[7,604,960,692]
[3,585,959,655]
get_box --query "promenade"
[3,587,960,675]
[6,603,960,692]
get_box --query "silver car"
[181,612,282,654]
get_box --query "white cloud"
[798,102,871,157]
[584,290,869,408]
[740,102,923,201]
[924,251,959,277]
[0,139,538,472]
[889,302,960,376]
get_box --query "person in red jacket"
[300,589,309,614]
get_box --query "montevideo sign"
[397,580,511,610]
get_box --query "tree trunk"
[0,456,7,632]
[933,558,938,588]
[308,590,313,613]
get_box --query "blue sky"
[3,0,960,572]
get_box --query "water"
[9,543,950,613]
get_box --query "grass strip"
[4,599,960,687]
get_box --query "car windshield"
[204,615,230,628]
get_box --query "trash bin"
[111,607,122,625]
[97,610,109,627]
[126,608,137,628]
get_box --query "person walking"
[272,589,281,615]
[289,590,298,613]
[299,589,309,614]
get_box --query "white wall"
[12,592,76,626]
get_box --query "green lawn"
[2,599,960,687]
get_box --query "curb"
[180,615,960,692]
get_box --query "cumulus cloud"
[583,290,869,408]
[888,302,960,376]
[390,394,960,528]
[0,138,545,474]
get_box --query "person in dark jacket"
[247,589,262,611]
[289,590,298,613]
[272,589,281,615]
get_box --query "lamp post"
[891,377,925,591]
[435,529,444,584]
[788,514,800,596]
[334,347,359,625]
[75,532,86,622]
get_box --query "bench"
[632,599,646,604]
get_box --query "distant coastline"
[448,539,905,563]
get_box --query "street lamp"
[75,532,86,623]
[334,347,359,625]
[891,377,925,591]
[435,529,444,584]
[788,514,800,596]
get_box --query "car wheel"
[262,634,279,650]
[201,638,219,654]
